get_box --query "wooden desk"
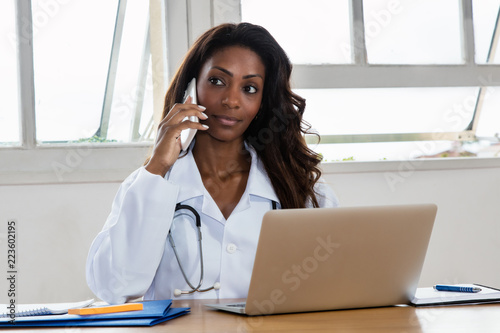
[5,299,500,332]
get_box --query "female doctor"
[86,23,339,305]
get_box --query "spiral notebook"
[0,299,94,318]
[0,299,189,327]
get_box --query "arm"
[86,98,208,304]
[86,167,179,304]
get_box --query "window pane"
[312,139,497,161]
[33,0,118,142]
[298,87,478,136]
[33,0,153,143]
[473,0,500,64]
[241,0,352,64]
[105,0,152,142]
[0,0,20,145]
[298,87,500,161]
[363,0,463,64]
[476,87,500,141]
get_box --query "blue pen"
[434,285,482,293]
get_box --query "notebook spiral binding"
[1,307,52,318]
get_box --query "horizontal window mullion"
[292,64,500,88]
[305,131,476,145]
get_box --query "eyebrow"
[211,66,264,80]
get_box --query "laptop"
[206,203,437,315]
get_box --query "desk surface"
[6,299,500,332]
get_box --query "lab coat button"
[226,243,237,254]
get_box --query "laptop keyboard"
[227,303,246,308]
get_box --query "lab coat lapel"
[245,144,280,204]
[230,144,280,216]
[167,149,225,222]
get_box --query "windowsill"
[1,144,500,186]
[320,156,500,174]
[0,143,152,185]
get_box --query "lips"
[213,115,240,126]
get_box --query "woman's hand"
[145,96,208,177]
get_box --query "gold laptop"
[206,204,437,315]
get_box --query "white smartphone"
[180,78,198,151]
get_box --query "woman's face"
[196,46,266,144]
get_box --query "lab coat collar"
[166,141,279,219]
[244,141,279,204]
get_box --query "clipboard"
[411,284,500,306]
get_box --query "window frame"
[292,0,500,146]
[3,0,500,187]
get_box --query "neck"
[192,134,251,178]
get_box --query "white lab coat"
[86,142,339,304]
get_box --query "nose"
[222,86,240,109]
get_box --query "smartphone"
[180,78,198,151]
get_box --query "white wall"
[1,159,499,304]
[0,182,118,304]
[322,161,500,290]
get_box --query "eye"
[209,77,224,86]
[244,85,258,94]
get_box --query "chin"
[202,129,246,144]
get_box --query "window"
[242,0,500,161]
[363,0,463,64]
[32,0,153,143]
[473,0,500,64]
[1,0,168,185]
[3,0,500,185]
[0,0,20,146]
[241,0,351,64]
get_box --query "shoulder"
[312,179,340,208]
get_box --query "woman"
[86,23,338,304]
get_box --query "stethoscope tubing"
[170,201,278,295]
[169,203,217,295]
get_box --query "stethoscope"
[169,201,278,297]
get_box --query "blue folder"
[0,300,189,327]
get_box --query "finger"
[169,107,208,125]
[160,105,206,128]
[156,118,208,146]
[174,119,210,133]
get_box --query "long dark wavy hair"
[158,22,322,208]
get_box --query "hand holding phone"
[180,78,198,151]
[145,78,205,177]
